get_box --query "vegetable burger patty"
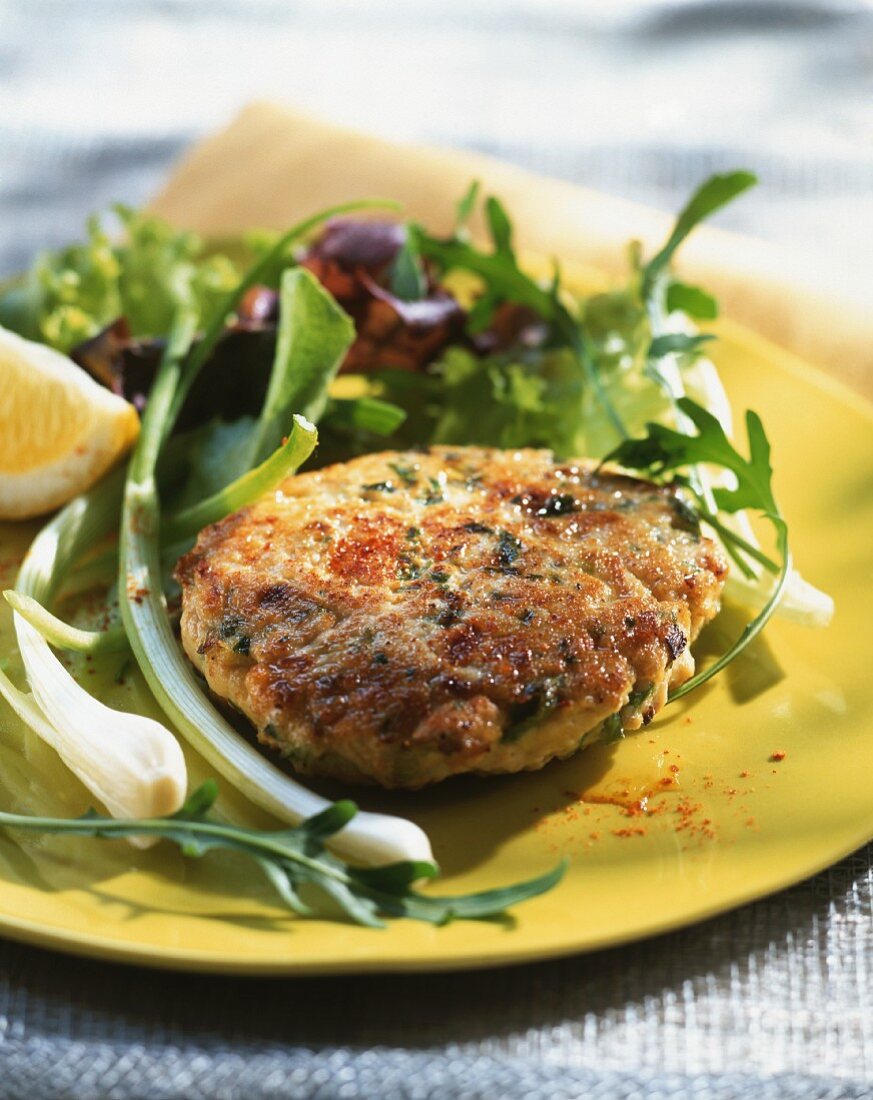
[175,447,728,788]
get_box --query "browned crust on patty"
[175,446,727,787]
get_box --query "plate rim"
[0,320,871,975]
[0,805,872,976]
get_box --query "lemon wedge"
[0,324,139,519]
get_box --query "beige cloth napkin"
[151,102,871,398]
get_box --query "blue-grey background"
[0,2,871,1098]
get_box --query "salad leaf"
[113,207,240,339]
[603,396,791,699]
[124,200,400,515]
[642,171,757,297]
[454,180,480,233]
[166,200,400,439]
[166,418,259,511]
[6,207,241,353]
[0,780,565,927]
[357,273,465,330]
[71,321,281,430]
[162,414,319,545]
[389,235,427,301]
[304,219,405,271]
[426,346,585,456]
[324,395,407,438]
[415,194,627,438]
[246,267,355,466]
[648,333,714,359]
[666,281,718,320]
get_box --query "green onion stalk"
[118,225,434,866]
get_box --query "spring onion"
[162,413,318,546]
[9,614,186,828]
[3,591,128,654]
[0,345,189,833]
[119,297,434,865]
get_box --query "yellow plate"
[0,317,871,975]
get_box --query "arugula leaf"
[0,781,565,928]
[607,397,779,516]
[389,235,427,302]
[246,267,355,465]
[457,196,517,333]
[648,333,714,359]
[415,230,553,316]
[603,396,791,699]
[485,196,515,256]
[324,396,407,437]
[665,281,719,320]
[454,180,480,233]
[466,290,502,335]
[642,171,757,296]
[415,191,627,438]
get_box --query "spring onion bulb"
[11,615,186,830]
[1,467,188,835]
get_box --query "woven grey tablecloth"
[0,2,871,1097]
[0,852,871,1099]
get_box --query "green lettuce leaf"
[427,346,585,456]
[245,267,356,466]
[3,206,241,352]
